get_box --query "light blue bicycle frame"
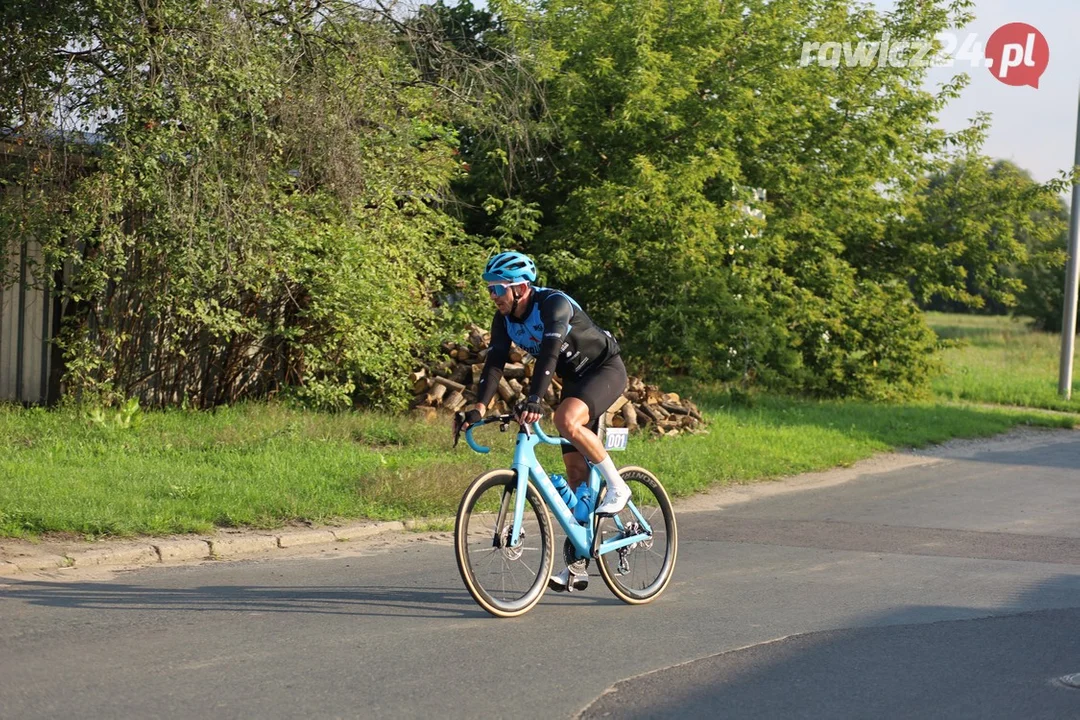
[465,419,653,560]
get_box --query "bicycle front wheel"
[454,469,554,618]
[596,466,677,605]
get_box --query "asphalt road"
[3,429,1080,719]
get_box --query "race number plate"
[604,427,629,451]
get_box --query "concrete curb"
[208,535,280,558]
[155,539,212,563]
[12,554,70,572]
[332,521,407,541]
[277,530,337,548]
[68,545,159,568]
[0,520,415,578]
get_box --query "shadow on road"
[2,580,491,619]
[581,573,1080,719]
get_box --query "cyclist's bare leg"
[555,397,631,514]
[555,398,605,489]
[562,450,589,489]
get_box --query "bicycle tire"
[595,466,677,604]
[454,469,554,618]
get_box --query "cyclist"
[457,251,631,592]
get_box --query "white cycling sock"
[595,454,629,495]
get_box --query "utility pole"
[1058,84,1080,399]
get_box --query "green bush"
[1,0,493,409]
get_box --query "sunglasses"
[487,282,525,298]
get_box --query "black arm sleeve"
[528,293,573,400]
[477,314,510,408]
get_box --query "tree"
[459,0,986,397]
[0,0,489,408]
[1014,197,1071,332]
[900,152,1070,317]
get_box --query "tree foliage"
[2,0,1076,408]
[453,0,1074,398]
[1,0,490,408]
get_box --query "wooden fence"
[0,240,60,405]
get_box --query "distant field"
[926,312,1080,413]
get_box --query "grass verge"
[927,312,1080,413]
[1,395,1072,539]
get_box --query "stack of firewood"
[408,325,707,437]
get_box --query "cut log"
[450,363,471,385]
[432,376,466,393]
[468,327,486,350]
[444,390,466,412]
[660,402,690,416]
[497,377,514,402]
[429,382,448,406]
[503,363,526,380]
[636,403,660,422]
[404,333,706,438]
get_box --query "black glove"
[514,395,543,419]
[453,409,483,447]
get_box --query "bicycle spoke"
[458,474,551,613]
[596,470,676,602]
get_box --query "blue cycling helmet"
[483,251,537,284]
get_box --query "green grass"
[1,395,1072,539]
[926,312,1080,413]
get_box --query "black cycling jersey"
[477,287,619,407]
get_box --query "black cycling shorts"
[559,354,628,455]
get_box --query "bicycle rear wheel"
[455,469,554,618]
[596,466,677,604]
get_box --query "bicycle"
[453,412,678,618]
